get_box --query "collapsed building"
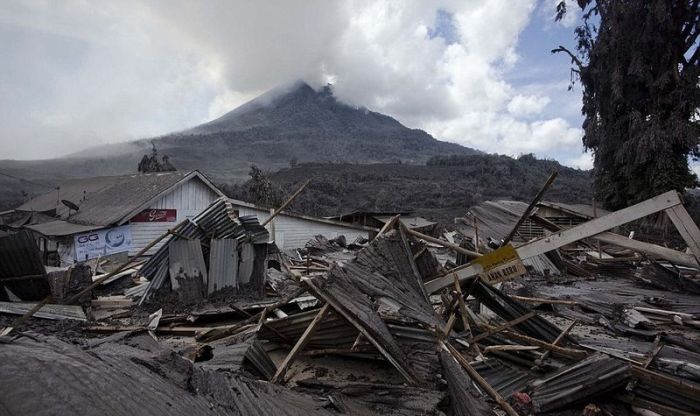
[1,185,699,416]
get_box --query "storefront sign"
[472,244,527,284]
[74,225,133,260]
[131,209,177,222]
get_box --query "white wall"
[235,205,369,249]
[129,178,220,255]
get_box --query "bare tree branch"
[552,45,584,70]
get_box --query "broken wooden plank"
[426,191,685,293]
[510,295,578,305]
[665,204,700,263]
[441,340,519,416]
[452,273,473,337]
[372,214,400,243]
[483,345,540,354]
[593,231,700,268]
[272,303,330,383]
[537,319,577,364]
[491,328,588,359]
[262,179,310,227]
[517,190,683,259]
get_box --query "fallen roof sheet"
[0,301,86,321]
[458,200,528,243]
[208,238,239,294]
[306,230,446,385]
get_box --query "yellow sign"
[472,244,527,284]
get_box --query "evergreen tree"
[555,0,700,209]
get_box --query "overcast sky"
[0,0,592,168]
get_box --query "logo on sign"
[131,209,176,222]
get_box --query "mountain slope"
[154,81,476,169]
[0,81,478,209]
[223,154,594,223]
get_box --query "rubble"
[1,189,700,415]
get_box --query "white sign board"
[74,225,133,261]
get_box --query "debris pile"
[1,190,700,415]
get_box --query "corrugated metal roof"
[538,201,610,219]
[458,200,529,243]
[15,171,221,227]
[530,354,630,413]
[24,220,104,237]
[229,199,379,232]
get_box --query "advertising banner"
[74,225,133,261]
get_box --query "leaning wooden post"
[536,319,577,364]
[441,341,520,416]
[272,303,330,383]
[372,214,400,243]
[262,179,311,227]
[502,170,558,246]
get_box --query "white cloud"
[565,151,594,170]
[0,0,585,167]
[507,94,551,117]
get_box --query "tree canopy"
[556,0,700,209]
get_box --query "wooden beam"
[372,214,400,243]
[593,231,700,268]
[502,170,558,246]
[425,190,684,293]
[468,311,536,344]
[442,312,457,337]
[441,341,519,416]
[404,227,481,258]
[665,204,700,262]
[262,179,310,227]
[272,303,330,383]
[483,345,540,354]
[510,295,578,305]
[452,273,473,337]
[493,328,588,359]
[517,190,682,259]
[537,319,577,364]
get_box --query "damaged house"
[7,170,225,265]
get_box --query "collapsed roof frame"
[426,190,700,293]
